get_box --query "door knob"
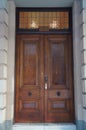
[28,92,32,96]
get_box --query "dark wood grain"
[15,34,74,123]
[44,35,74,122]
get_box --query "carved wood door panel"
[15,34,74,123]
[15,35,44,122]
[44,35,74,122]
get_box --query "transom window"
[16,8,72,33]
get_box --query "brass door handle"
[45,83,47,90]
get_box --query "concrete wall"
[0,0,9,130]
[6,0,15,130]
[80,0,86,129]
[73,0,86,130]
[0,0,15,130]
[73,0,83,122]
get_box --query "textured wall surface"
[81,0,86,129]
[0,0,15,130]
[75,0,86,130]
[6,0,15,126]
[0,0,8,130]
[73,0,83,123]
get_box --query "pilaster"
[80,0,86,130]
[0,0,8,130]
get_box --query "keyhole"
[28,92,32,96]
[57,92,61,96]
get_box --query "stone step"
[12,123,76,130]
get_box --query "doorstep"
[12,123,76,130]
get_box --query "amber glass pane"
[19,11,69,30]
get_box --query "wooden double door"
[15,34,74,123]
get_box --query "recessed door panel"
[51,43,65,85]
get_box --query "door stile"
[44,35,48,122]
[14,36,21,122]
[67,35,75,120]
[40,35,45,122]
